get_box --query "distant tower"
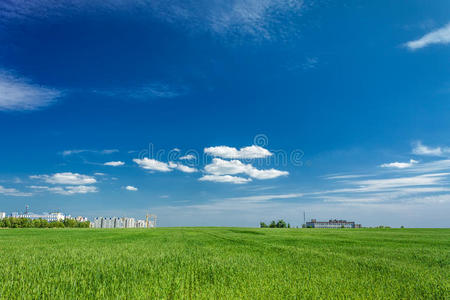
[25,205,29,214]
[303,211,306,227]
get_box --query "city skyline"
[0,1,449,227]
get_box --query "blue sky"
[0,0,449,227]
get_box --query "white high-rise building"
[102,218,114,228]
[124,218,135,228]
[114,218,124,228]
[91,216,154,228]
[0,212,5,219]
[94,217,103,228]
[135,220,147,228]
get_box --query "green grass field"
[0,228,448,299]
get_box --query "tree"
[63,218,77,228]
[269,221,277,228]
[276,219,287,228]
[260,222,268,228]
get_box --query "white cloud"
[29,185,97,195]
[204,158,288,180]
[204,145,272,159]
[94,172,106,176]
[63,185,98,194]
[412,142,447,156]
[355,173,448,190]
[0,71,61,111]
[405,23,450,50]
[199,174,252,184]
[179,154,195,160]
[0,185,32,196]
[133,158,171,172]
[168,162,198,173]
[30,172,97,185]
[125,185,138,191]
[104,161,125,167]
[380,159,418,169]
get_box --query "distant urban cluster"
[0,211,87,223]
[305,219,362,228]
[92,214,157,229]
[0,206,157,229]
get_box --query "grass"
[0,228,448,299]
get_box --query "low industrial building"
[306,219,361,228]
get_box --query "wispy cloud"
[0,70,61,111]
[93,83,186,100]
[405,159,450,173]
[227,193,303,203]
[0,0,305,41]
[61,149,119,156]
[405,23,450,50]
[0,185,32,197]
[324,174,372,180]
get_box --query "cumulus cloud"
[29,185,97,195]
[204,158,288,180]
[405,23,450,50]
[168,162,198,173]
[30,172,96,185]
[104,161,125,167]
[0,71,61,111]
[0,185,32,196]
[125,185,138,191]
[204,145,272,159]
[199,174,252,184]
[380,159,418,169]
[133,158,172,172]
[412,141,449,156]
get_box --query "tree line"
[260,220,291,228]
[0,217,90,228]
